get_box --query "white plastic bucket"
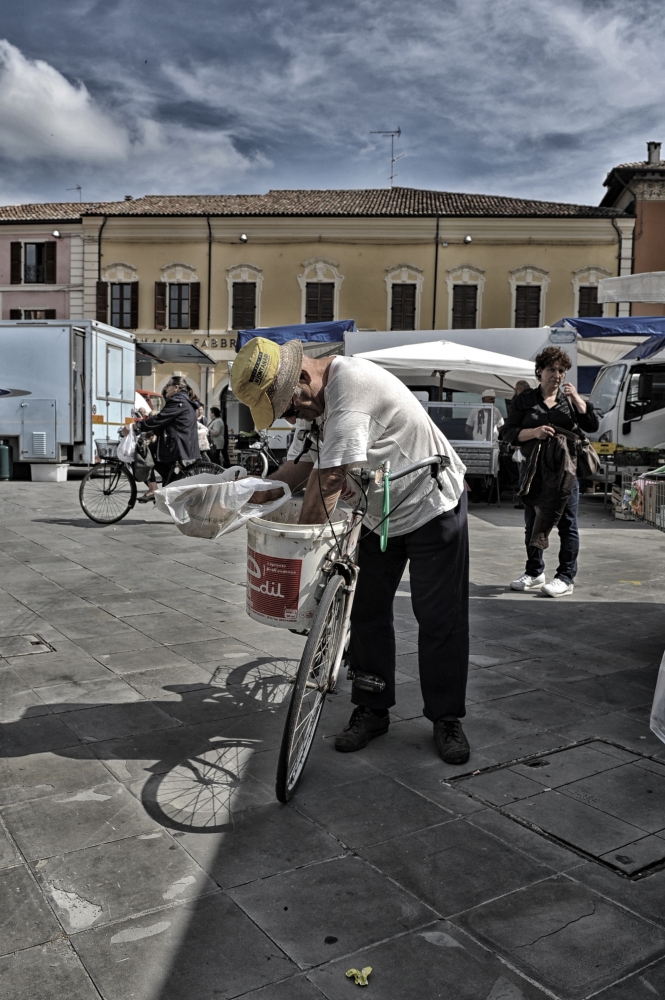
[246,499,350,629]
[31,464,68,482]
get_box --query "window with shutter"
[168,283,198,329]
[452,285,478,329]
[154,282,167,330]
[96,281,109,323]
[130,282,139,330]
[24,243,45,283]
[578,286,603,317]
[44,242,56,283]
[390,284,416,330]
[10,243,21,284]
[232,282,256,329]
[190,282,200,330]
[21,309,56,320]
[9,309,21,319]
[111,283,132,329]
[305,282,334,323]
[515,286,541,327]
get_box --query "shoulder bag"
[563,395,601,478]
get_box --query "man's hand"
[249,487,286,504]
[562,382,587,413]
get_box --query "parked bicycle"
[238,429,288,478]
[275,453,450,802]
[79,438,224,525]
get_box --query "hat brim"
[270,339,304,420]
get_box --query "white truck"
[588,354,665,449]
[0,319,135,476]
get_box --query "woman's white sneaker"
[510,573,546,592]
[541,578,574,597]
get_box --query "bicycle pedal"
[346,669,386,693]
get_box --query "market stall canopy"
[235,319,355,355]
[597,273,665,304]
[354,339,537,397]
[553,316,665,338]
[136,343,216,365]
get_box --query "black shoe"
[434,716,470,764]
[335,706,389,753]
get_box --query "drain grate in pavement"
[0,634,54,657]
[450,739,665,880]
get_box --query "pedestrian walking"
[134,376,201,500]
[230,337,471,764]
[208,406,225,465]
[503,346,599,597]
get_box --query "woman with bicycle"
[134,376,201,501]
[231,337,472,767]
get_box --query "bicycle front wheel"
[182,459,225,478]
[79,463,137,524]
[276,574,346,803]
[241,451,269,478]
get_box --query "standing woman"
[502,346,599,597]
[135,376,200,501]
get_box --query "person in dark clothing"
[134,376,201,500]
[504,379,533,508]
[502,346,599,597]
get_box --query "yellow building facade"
[0,187,634,404]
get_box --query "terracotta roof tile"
[0,187,625,222]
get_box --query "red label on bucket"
[247,547,302,622]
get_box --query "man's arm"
[299,465,350,524]
[249,459,313,504]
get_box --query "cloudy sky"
[1,0,664,207]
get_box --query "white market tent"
[597,272,665,303]
[354,339,537,398]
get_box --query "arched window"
[510,266,550,327]
[226,264,263,330]
[445,265,485,329]
[156,263,200,331]
[572,267,611,318]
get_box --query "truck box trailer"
[0,320,135,473]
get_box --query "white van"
[589,354,665,448]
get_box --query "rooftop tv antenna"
[67,185,82,202]
[370,127,403,187]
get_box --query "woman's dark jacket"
[503,386,600,550]
[136,392,200,464]
[502,386,599,454]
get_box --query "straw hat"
[230,337,303,430]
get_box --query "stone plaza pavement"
[1,481,665,999]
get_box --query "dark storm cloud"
[1,0,664,205]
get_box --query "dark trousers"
[348,490,469,722]
[524,478,579,584]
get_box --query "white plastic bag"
[154,466,291,539]
[116,425,136,462]
[650,648,665,744]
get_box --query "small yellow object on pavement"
[346,967,372,986]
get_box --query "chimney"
[647,141,662,164]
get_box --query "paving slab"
[453,874,665,1000]
[0,865,62,957]
[0,940,100,1000]
[72,893,296,1000]
[229,855,434,969]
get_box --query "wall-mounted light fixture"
[239,233,248,243]
[463,235,472,244]
[52,230,62,238]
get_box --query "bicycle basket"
[95,438,119,460]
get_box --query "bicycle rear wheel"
[182,459,225,478]
[79,463,137,524]
[275,574,346,803]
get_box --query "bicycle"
[275,453,450,802]
[238,429,289,478]
[79,438,224,525]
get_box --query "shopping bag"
[117,425,137,462]
[154,466,291,539]
[650,647,665,744]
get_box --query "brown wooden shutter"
[578,286,603,318]
[189,282,200,330]
[305,282,334,323]
[390,284,416,331]
[130,282,139,329]
[515,286,541,327]
[96,281,108,322]
[9,309,21,319]
[232,282,256,329]
[10,243,21,284]
[45,309,56,320]
[155,282,167,330]
[452,285,477,329]
[44,242,57,283]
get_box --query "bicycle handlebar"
[388,454,451,482]
[379,454,451,551]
